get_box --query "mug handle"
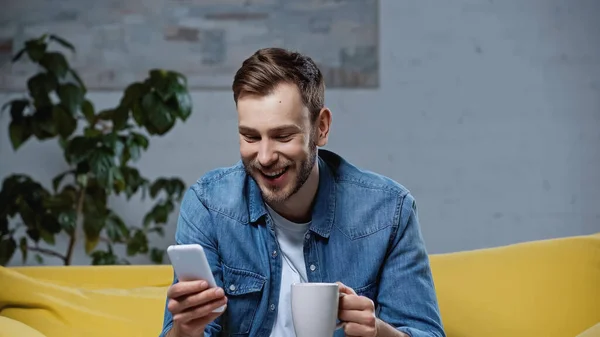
[336,292,346,330]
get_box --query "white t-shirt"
[266,205,310,337]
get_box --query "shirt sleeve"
[159,186,224,337]
[376,193,446,337]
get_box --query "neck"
[268,159,319,223]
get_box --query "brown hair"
[232,48,325,122]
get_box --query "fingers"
[173,296,228,323]
[343,321,377,337]
[179,310,223,330]
[170,286,226,314]
[339,292,374,311]
[168,280,209,298]
[338,308,376,327]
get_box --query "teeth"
[263,168,286,177]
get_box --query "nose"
[257,139,278,167]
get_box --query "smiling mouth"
[260,167,289,179]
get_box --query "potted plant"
[0,34,192,266]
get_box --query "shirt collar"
[247,150,336,238]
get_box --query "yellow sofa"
[1,233,598,337]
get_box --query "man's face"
[237,82,317,205]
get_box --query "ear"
[314,107,332,147]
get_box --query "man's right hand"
[166,280,228,337]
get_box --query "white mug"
[290,282,345,337]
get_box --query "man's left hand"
[336,282,378,337]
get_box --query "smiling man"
[160,48,446,337]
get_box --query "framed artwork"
[0,0,379,90]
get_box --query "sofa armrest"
[0,316,46,337]
[577,322,600,337]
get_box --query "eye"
[242,134,259,142]
[275,134,292,142]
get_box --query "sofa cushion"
[429,232,600,337]
[0,266,171,337]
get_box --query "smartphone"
[166,244,225,313]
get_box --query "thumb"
[336,281,356,295]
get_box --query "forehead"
[237,82,310,130]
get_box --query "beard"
[243,136,318,205]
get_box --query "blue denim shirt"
[160,149,445,337]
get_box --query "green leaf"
[150,247,164,264]
[42,213,63,235]
[65,136,94,164]
[112,106,129,131]
[131,132,149,149]
[120,82,145,107]
[52,171,72,191]
[58,210,76,234]
[27,73,56,108]
[90,250,118,265]
[0,236,17,266]
[147,69,182,101]
[174,91,192,120]
[19,237,28,263]
[40,228,55,245]
[0,218,8,235]
[126,229,148,256]
[85,237,99,254]
[147,226,165,236]
[81,100,95,123]
[149,178,167,198]
[9,119,32,150]
[3,99,30,121]
[141,92,175,135]
[88,149,115,188]
[96,109,115,121]
[84,127,102,138]
[31,107,57,139]
[83,214,104,254]
[25,39,47,62]
[77,173,89,187]
[69,69,87,94]
[150,178,185,199]
[49,34,75,53]
[57,83,84,115]
[43,193,73,210]
[52,105,77,138]
[26,228,40,242]
[105,212,129,242]
[58,136,69,150]
[35,254,44,264]
[118,166,148,198]
[143,200,174,227]
[132,102,144,126]
[39,52,69,78]
[119,132,149,165]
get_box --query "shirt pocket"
[222,263,267,335]
[355,281,378,303]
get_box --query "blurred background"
[0,0,599,267]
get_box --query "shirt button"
[229,284,236,291]
[305,233,311,240]
[309,264,316,271]
[272,250,278,257]
[270,304,276,311]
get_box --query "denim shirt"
[160,149,445,337]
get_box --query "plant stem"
[65,186,85,265]
[28,246,67,262]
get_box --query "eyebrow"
[238,124,302,134]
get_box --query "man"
[160,48,445,337]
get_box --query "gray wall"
[1,0,599,266]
